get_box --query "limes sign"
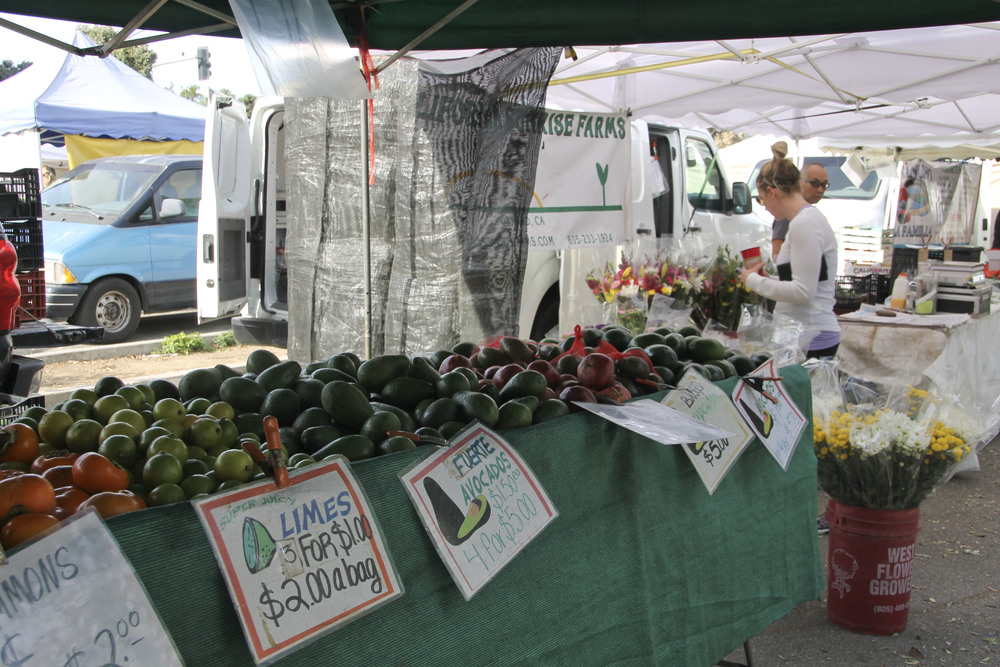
[194,457,402,665]
[0,508,183,666]
[399,424,558,600]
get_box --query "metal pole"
[361,100,373,360]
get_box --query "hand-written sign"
[195,457,403,665]
[400,424,557,600]
[0,508,183,666]
[731,359,807,470]
[662,369,754,494]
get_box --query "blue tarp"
[0,31,206,141]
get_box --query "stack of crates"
[0,168,45,328]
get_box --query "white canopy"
[543,22,1000,158]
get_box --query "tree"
[179,85,207,105]
[78,25,157,78]
[239,94,258,118]
[0,59,31,82]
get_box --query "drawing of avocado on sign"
[424,477,492,546]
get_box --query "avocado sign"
[731,358,807,470]
[400,424,558,600]
[195,458,403,664]
[662,369,754,494]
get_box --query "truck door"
[198,92,253,320]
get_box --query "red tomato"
[0,474,57,523]
[42,465,76,489]
[54,487,90,519]
[0,424,40,465]
[71,453,130,495]
[30,450,80,475]
[0,512,60,549]
[79,490,146,519]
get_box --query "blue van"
[42,154,202,343]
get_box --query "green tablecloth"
[108,364,822,666]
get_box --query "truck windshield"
[42,163,160,219]
[747,156,881,201]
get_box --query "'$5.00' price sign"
[399,424,557,600]
[0,508,183,666]
[195,457,403,666]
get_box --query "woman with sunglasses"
[740,149,840,359]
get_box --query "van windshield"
[747,156,881,200]
[42,163,160,218]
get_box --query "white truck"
[198,94,768,351]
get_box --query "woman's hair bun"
[771,141,788,160]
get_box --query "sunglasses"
[803,178,830,189]
[753,196,762,205]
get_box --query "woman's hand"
[739,265,766,286]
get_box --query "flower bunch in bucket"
[810,365,980,510]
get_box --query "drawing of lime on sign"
[195,457,403,665]
[399,424,558,600]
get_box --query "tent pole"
[361,99,373,361]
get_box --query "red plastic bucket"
[825,500,922,635]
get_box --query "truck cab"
[200,95,765,349]
[42,154,202,343]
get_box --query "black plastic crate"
[2,218,43,272]
[0,393,45,427]
[945,245,982,262]
[835,276,866,313]
[868,273,892,305]
[0,169,41,220]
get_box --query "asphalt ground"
[723,438,1000,666]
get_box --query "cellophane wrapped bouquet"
[809,360,990,510]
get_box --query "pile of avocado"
[169,325,771,467]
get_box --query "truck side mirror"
[732,183,752,215]
[159,197,186,218]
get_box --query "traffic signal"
[197,47,211,80]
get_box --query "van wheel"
[74,278,141,344]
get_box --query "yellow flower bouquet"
[810,365,979,510]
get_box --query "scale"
[929,261,991,316]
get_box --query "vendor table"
[838,308,1000,433]
[107,366,822,666]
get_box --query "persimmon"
[0,474,57,523]
[0,423,40,465]
[0,512,60,550]
[42,465,76,489]
[54,487,90,519]
[79,490,146,519]
[71,453,130,494]
[30,450,80,475]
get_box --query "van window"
[747,157,881,200]
[684,138,723,211]
[42,163,160,219]
[138,168,203,223]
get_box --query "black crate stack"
[0,168,45,327]
[834,273,893,313]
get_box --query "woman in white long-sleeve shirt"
[739,154,840,358]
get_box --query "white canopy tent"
[542,22,1000,158]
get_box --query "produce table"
[107,366,822,666]
[837,309,1000,448]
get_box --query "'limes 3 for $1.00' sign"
[195,457,403,665]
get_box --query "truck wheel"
[74,278,141,344]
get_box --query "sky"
[0,13,262,97]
